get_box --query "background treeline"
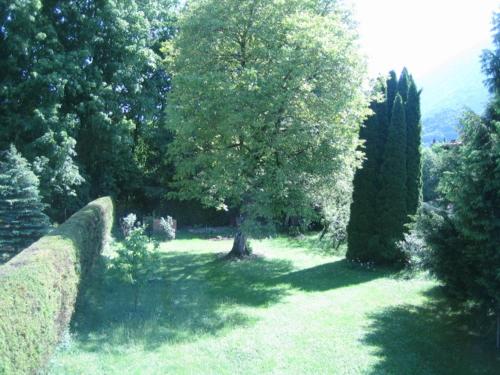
[0,0,360,234]
[0,0,229,225]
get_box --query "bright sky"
[349,0,499,79]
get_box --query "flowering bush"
[120,213,137,238]
[158,216,176,240]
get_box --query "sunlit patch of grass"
[48,233,500,375]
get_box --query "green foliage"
[439,113,499,304]
[346,101,382,261]
[121,213,139,238]
[0,0,177,221]
[405,79,423,216]
[421,143,459,203]
[164,0,368,240]
[396,227,429,273]
[317,172,354,248]
[482,12,500,95]
[377,94,408,263]
[348,70,423,265]
[386,70,398,121]
[417,17,500,347]
[415,205,469,297]
[397,68,411,103]
[421,146,442,202]
[0,145,49,257]
[112,215,159,310]
[0,197,113,375]
[419,112,500,340]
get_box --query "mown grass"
[48,232,500,374]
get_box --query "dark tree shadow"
[70,238,386,353]
[269,259,388,292]
[71,251,294,352]
[363,288,500,375]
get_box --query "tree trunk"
[228,229,250,258]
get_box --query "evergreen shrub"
[0,197,113,374]
[0,145,50,258]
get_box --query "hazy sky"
[349,0,499,79]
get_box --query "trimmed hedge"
[0,197,113,375]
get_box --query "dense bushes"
[0,197,113,375]
[418,112,500,338]
[415,13,500,347]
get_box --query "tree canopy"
[0,0,177,221]
[163,0,368,255]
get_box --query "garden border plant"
[0,197,113,375]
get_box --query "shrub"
[0,197,113,375]
[397,229,429,273]
[0,145,50,258]
[121,213,138,238]
[158,216,176,240]
[111,215,159,310]
[420,113,499,325]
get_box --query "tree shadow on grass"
[72,251,294,352]
[363,287,500,375]
[71,244,387,353]
[269,259,389,292]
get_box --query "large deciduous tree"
[164,0,368,257]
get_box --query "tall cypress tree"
[347,102,383,262]
[406,79,423,216]
[376,94,408,263]
[397,68,411,103]
[386,71,398,121]
[347,69,422,266]
[0,145,49,258]
[374,78,390,164]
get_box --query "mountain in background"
[419,44,491,144]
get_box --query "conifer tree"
[397,68,411,102]
[374,78,390,165]
[420,12,500,347]
[347,102,382,261]
[347,69,422,265]
[376,94,408,263]
[405,79,423,216]
[386,71,399,121]
[0,145,49,256]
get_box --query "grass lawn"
[48,233,500,375]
